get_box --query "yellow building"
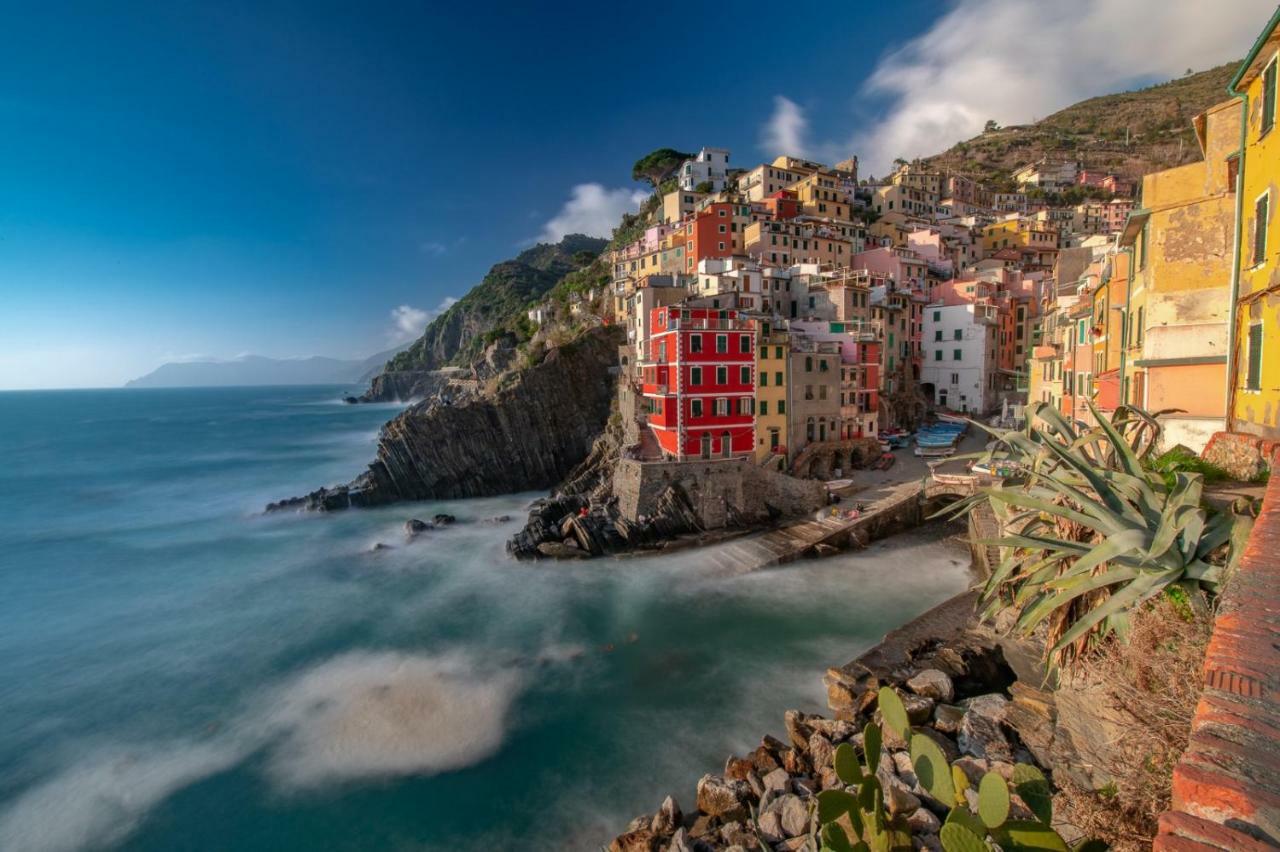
[1119,99,1240,452]
[1228,8,1280,441]
[789,171,853,221]
[980,217,1058,254]
[756,324,790,461]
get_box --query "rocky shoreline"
[604,582,1087,852]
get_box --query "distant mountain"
[919,63,1239,188]
[126,345,408,389]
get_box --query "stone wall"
[1154,447,1280,850]
[1202,430,1278,481]
[614,457,825,529]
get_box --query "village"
[531,56,1276,485]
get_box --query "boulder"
[958,694,1013,762]
[610,828,659,852]
[433,513,456,525]
[762,767,791,794]
[404,518,432,537]
[369,542,393,552]
[878,768,921,816]
[665,828,695,852]
[906,669,955,703]
[808,717,858,743]
[792,776,819,798]
[756,811,785,844]
[906,805,942,834]
[719,821,755,848]
[932,704,965,734]
[783,710,813,750]
[650,795,682,836]
[808,732,834,772]
[903,693,936,725]
[724,756,754,781]
[765,793,809,838]
[695,774,749,822]
[536,541,589,559]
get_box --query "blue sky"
[0,0,1268,388]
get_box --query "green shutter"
[1256,194,1270,265]
[1247,322,1263,391]
[1263,59,1277,134]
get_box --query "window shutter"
[1247,322,1263,391]
[1256,194,1269,265]
[1263,60,1277,134]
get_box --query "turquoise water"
[0,386,973,852]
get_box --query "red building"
[641,306,756,459]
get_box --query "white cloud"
[388,297,458,343]
[761,95,810,159]
[418,240,448,256]
[538,183,647,243]
[762,0,1272,177]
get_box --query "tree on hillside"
[631,148,694,188]
[984,119,1000,132]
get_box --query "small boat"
[873,453,896,471]
[914,446,956,458]
[936,412,968,425]
[885,433,913,448]
[916,436,959,448]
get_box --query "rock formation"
[268,325,623,511]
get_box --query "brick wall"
[1154,449,1280,850]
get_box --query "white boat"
[914,446,956,458]
[935,412,968,425]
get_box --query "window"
[716,398,729,416]
[933,310,941,322]
[716,334,728,353]
[950,372,959,384]
[953,329,962,341]
[691,399,703,417]
[775,371,783,385]
[1139,223,1149,270]
[778,400,786,414]
[1136,307,1144,345]
[690,366,702,385]
[819,359,829,372]
[1255,192,1270,266]
[716,366,727,385]
[819,385,828,401]
[690,334,703,353]
[953,349,962,361]
[934,350,942,362]
[1264,57,1277,136]
[760,372,768,387]
[739,335,751,354]
[1246,321,1263,391]
[805,356,813,372]
[760,401,768,416]
[774,346,783,359]
[739,398,753,415]
[740,366,750,384]
[934,330,942,342]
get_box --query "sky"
[0,0,1272,389]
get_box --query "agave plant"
[941,401,1255,667]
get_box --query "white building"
[679,147,731,192]
[921,302,1000,414]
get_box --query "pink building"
[852,246,928,291]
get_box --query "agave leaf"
[1037,436,1143,525]
[1090,400,1145,477]
[982,489,1124,537]
[1051,571,1169,652]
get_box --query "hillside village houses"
[547,10,1280,476]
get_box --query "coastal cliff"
[271,324,623,510]
[356,368,459,403]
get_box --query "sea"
[0,385,973,852]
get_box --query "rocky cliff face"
[270,325,623,510]
[357,369,460,402]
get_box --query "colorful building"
[640,306,757,459]
[1227,7,1280,442]
[755,323,790,461]
[1120,98,1240,451]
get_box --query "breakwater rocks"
[606,600,1077,852]
[268,326,623,511]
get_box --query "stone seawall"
[613,457,826,530]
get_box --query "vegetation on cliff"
[918,63,1238,187]
[383,233,607,374]
[631,147,693,188]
